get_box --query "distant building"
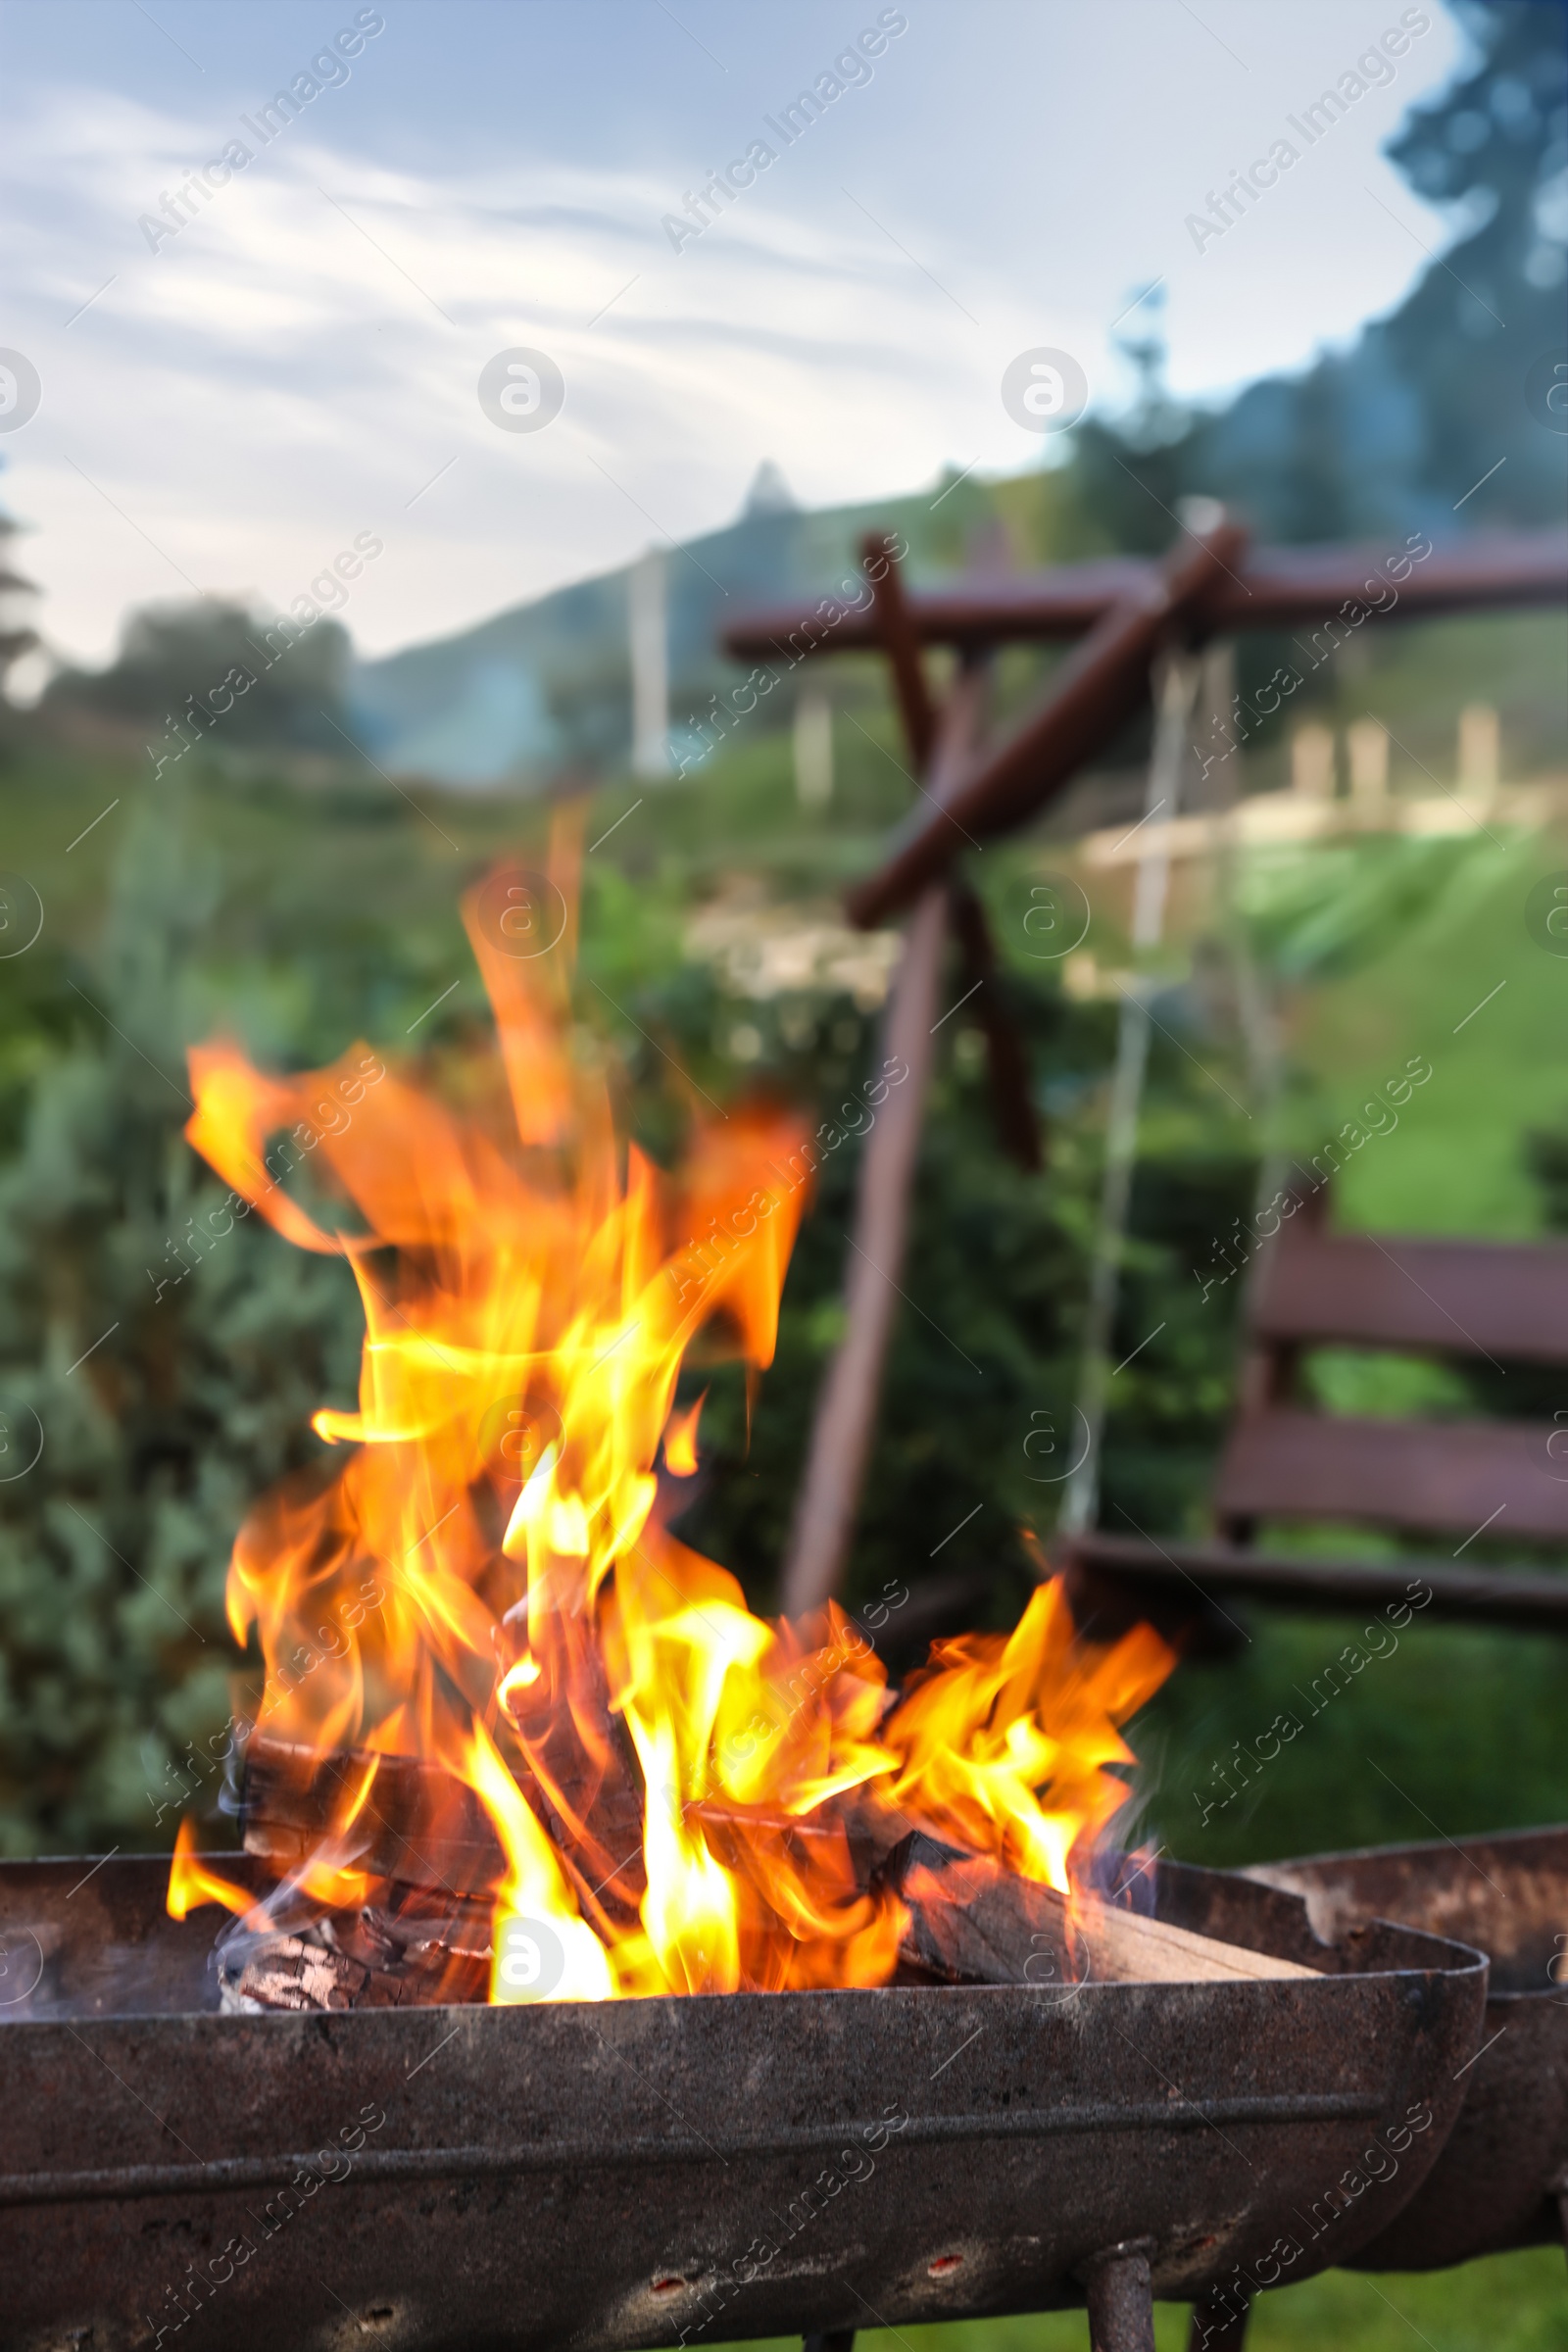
[628,548,669,778]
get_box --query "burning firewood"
[240,1736,503,1893]
[241,1711,647,1941]
[224,1932,410,2013]
[497,1633,650,1936]
[883,1833,1318,1987]
[220,1886,494,2012]
[168,841,1189,2005]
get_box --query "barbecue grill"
[1250,1823,1568,2273]
[0,1849,1484,2352]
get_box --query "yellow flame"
[167,1817,256,1919]
[169,823,1175,1995]
[663,1392,705,1476]
[462,1719,615,2005]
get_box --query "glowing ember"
[168,822,1174,2000]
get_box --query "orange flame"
[663,1393,704,1476]
[168,1818,255,1920]
[167,825,1175,1994]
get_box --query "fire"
[168,1818,253,1921]
[662,1393,704,1476]
[168,821,1175,1998]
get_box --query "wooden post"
[723,532,1568,668]
[947,878,1043,1172]
[779,881,947,1618]
[780,668,989,1617]
[845,520,1249,929]
[860,528,937,771]
[863,530,1041,1170]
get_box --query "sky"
[0,0,1471,671]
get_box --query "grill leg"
[1080,2241,1156,2352]
[803,2334,855,2352]
[1188,2286,1252,2349]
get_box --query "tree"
[0,787,363,1852]
[1375,0,1568,525]
[43,597,354,758]
[1072,1,1568,546]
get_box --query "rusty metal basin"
[0,1851,1485,2350]
[1250,1823,1568,2272]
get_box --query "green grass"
[669,2242,1564,2351]
[1285,828,1568,1239]
[1136,1610,1568,1870]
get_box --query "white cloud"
[0,2,1466,667]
